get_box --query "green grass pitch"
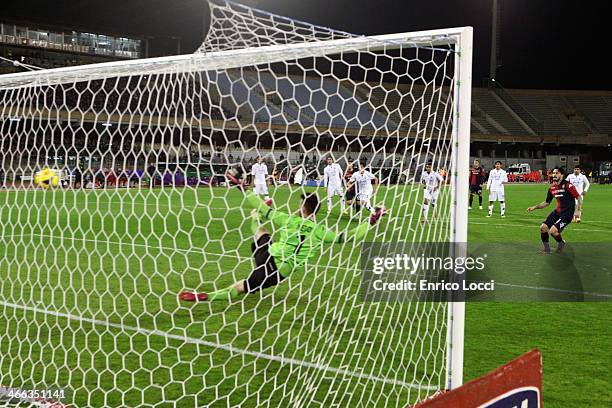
[0,183,610,407]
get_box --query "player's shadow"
[465,243,590,302]
[537,244,585,302]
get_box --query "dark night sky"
[1,0,610,90]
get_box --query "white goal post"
[447,26,472,391]
[0,9,472,406]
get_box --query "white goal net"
[0,1,472,406]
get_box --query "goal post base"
[412,349,542,408]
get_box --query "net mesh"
[198,0,354,52]
[0,1,466,406]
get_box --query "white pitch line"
[19,232,216,256]
[467,220,610,232]
[476,281,612,299]
[0,299,435,391]
[8,232,612,298]
[385,216,611,233]
[17,195,612,229]
[11,190,612,225]
[466,220,610,231]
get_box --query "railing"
[0,32,140,59]
[1,34,90,54]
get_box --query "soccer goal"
[0,1,472,406]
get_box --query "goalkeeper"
[179,191,387,302]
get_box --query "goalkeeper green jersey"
[246,193,370,272]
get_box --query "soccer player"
[293,166,304,185]
[468,159,485,210]
[147,161,156,189]
[527,167,582,253]
[420,162,443,223]
[566,165,590,223]
[344,161,357,213]
[179,192,387,302]
[347,161,378,214]
[323,156,345,213]
[72,167,83,189]
[226,165,247,189]
[271,166,279,184]
[251,156,271,203]
[486,161,508,218]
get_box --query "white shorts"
[575,196,583,206]
[488,190,505,202]
[327,184,344,197]
[254,183,268,195]
[424,189,439,202]
[357,190,373,202]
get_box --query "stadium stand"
[471,87,533,135]
[565,93,612,135]
[2,22,612,186]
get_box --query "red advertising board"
[411,349,542,408]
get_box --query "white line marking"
[385,216,611,233]
[7,188,612,226]
[0,300,435,391]
[476,281,612,299]
[8,233,611,298]
[467,220,609,232]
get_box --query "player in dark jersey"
[527,167,582,253]
[343,161,358,214]
[468,159,486,210]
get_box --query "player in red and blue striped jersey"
[468,159,486,210]
[527,167,582,253]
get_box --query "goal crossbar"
[0,27,472,90]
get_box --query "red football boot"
[179,291,209,302]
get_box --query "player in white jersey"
[486,161,508,218]
[323,156,345,213]
[347,161,378,214]
[251,157,271,202]
[566,165,590,223]
[420,162,444,223]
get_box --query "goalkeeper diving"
[179,191,388,302]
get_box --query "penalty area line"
[476,281,612,299]
[8,232,612,298]
[0,300,436,392]
[385,215,611,233]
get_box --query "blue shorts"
[245,234,285,293]
[544,210,573,233]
